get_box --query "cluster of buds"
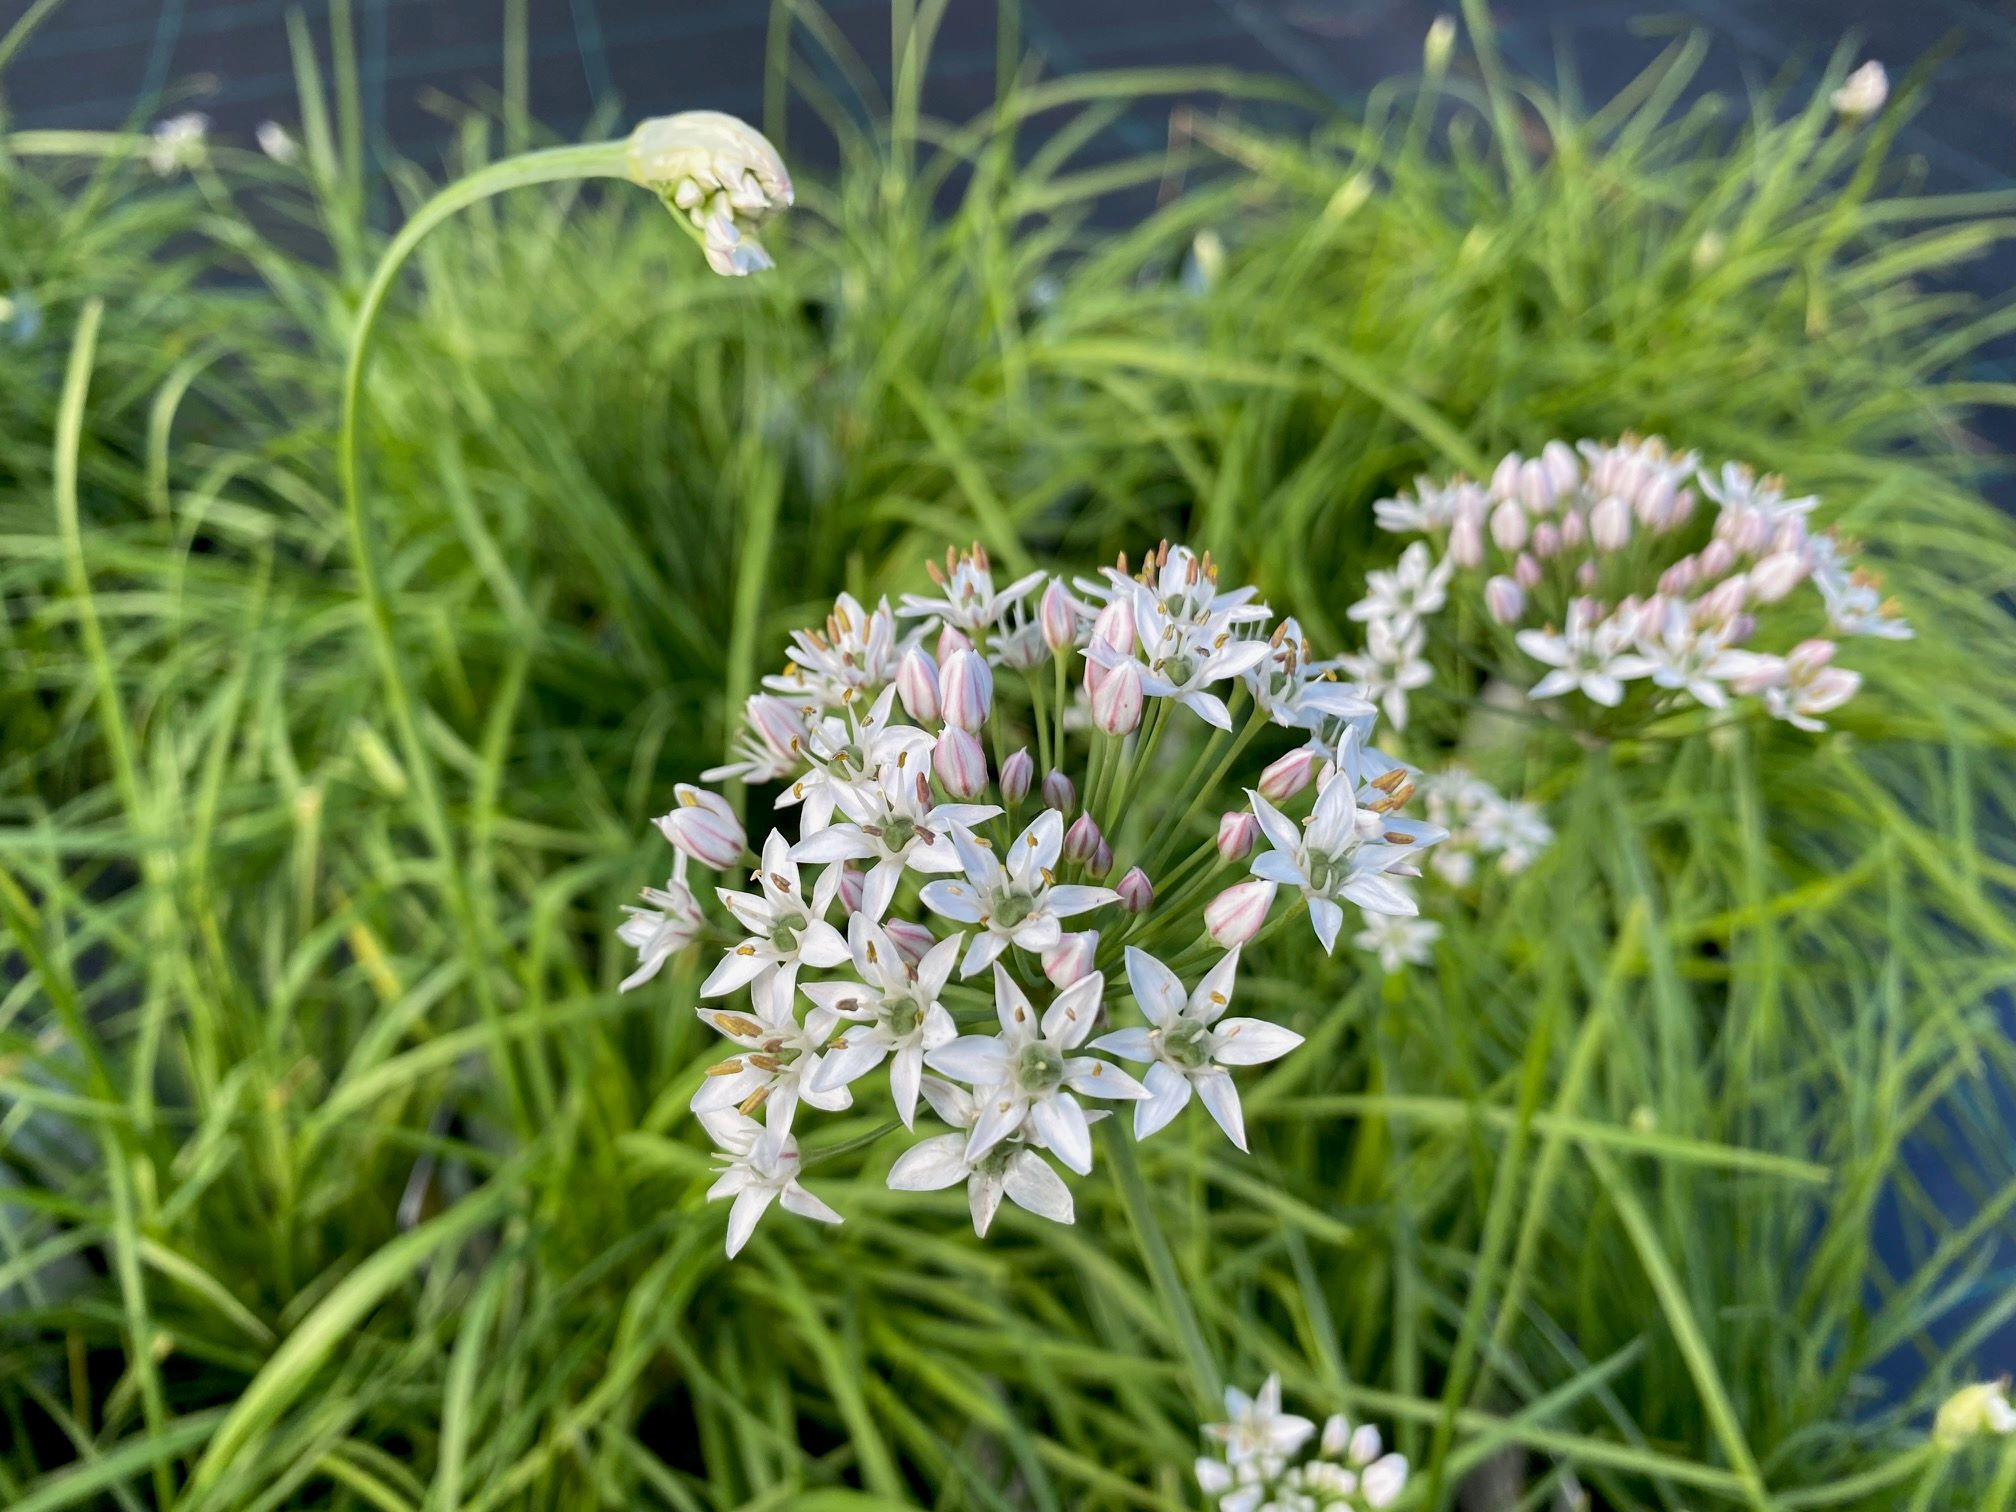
[1366,437,1911,733]
[1195,1375,1407,1511]
[625,111,794,276]
[623,542,1459,1257]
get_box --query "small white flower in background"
[885,1076,1079,1236]
[920,811,1120,978]
[899,542,1046,637]
[1197,1383,1408,1512]
[1093,947,1301,1151]
[1338,615,1432,730]
[690,990,852,1134]
[148,112,208,176]
[925,965,1147,1175]
[765,593,908,706]
[1934,1379,2016,1448]
[625,110,793,275]
[1349,541,1451,632]
[255,120,299,163]
[1354,911,1439,974]
[616,859,705,991]
[700,1109,842,1257]
[801,918,960,1127]
[1517,599,1654,707]
[704,693,808,785]
[1831,60,1888,122]
[1418,768,1553,885]
[1247,617,1375,731]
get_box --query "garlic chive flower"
[625,111,793,276]
[1196,1379,1408,1512]
[1093,946,1302,1150]
[925,965,1147,1174]
[634,540,1462,1257]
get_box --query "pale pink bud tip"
[1206,879,1277,947]
[837,866,865,914]
[1042,769,1077,813]
[933,727,988,799]
[936,625,974,663]
[1043,931,1098,988]
[939,648,994,732]
[1087,838,1114,879]
[1484,575,1524,625]
[1039,579,1080,652]
[1090,658,1145,735]
[896,646,941,723]
[1000,748,1034,803]
[656,783,746,869]
[1116,867,1154,914]
[1063,813,1103,863]
[885,918,935,967]
[1258,747,1318,802]
[1217,810,1259,862]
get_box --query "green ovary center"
[1161,1019,1212,1069]
[1015,1042,1064,1093]
[770,922,800,953]
[993,891,1036,928]
[1303,849,1348,895]
[885,997,922,1038]
[881,815,917,851]
[1160,652,1197,686]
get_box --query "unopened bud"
[1490,499,1528,553]
[896,646,941,723]
[1043,932,1099,988]
[1042,769,1077,813]
[1589,494,1631,553]
[885,918,936,968]
[936,624,973,663]
[1484,575,1525,625]
[939,649,994,732]
[999,748,1034,803]
[933,728,988,799]
[1088,838,1114,879]
[1116,867,1154,914]
[656,784,746,870]
[1206,879,1277,947]
[1040,579,1080,652]
[1217,811,1259,862]
[1063,813,1103,863]
[1258,747,1318,802]
[837,865,865,914]
[1090,658,1145,735]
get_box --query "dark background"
[7,0,2015,1394]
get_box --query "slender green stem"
[1103,1123,1221,1414]
[340,141,631,1135]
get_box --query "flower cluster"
[624,111,794,276]
[148,113,208,176]
[1196,1375,1406,1512]
[624,542,1454,1256]
[1365,437,1910,732]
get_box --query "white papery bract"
[1364,437,1908,734]
[630,540,1455,1258]
[1093,946,1302,1151]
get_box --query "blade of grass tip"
[183,1160,525,1503]
[1583,1144,1773,1511]
[1104,1124,1222,1415]
[0,0,71,72]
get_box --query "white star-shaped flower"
[885,1075,1079,1235]
[702,829,850,1010]
[789,758,997,920]
[700,1109,842,1258]
[801,918,961,1127]
[1248,772,1445,953]
[919,811,1119,978]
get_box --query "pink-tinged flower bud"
[1694,575,1749,627]
[1724,506,1768,556]
[1659,557,1698,596]
[1788,638,1837,677]
[1576,560,1599,589]
[1541,439,1579,498]
[1558,508,1587,550]
[656,784,746,869]
[1042,931,1099,988]
[936,624,974,663]
[1589,494,1631,553]
[1259,747,1318,801]
[1635,474,1677,529]
[1206,879,1277,947]
[1726,652,1787,697]
[1530,522,1561,560]
[885,918,936,967]
[1088,838,1114,879]
[1091,595,1136,659]
[1489,451,1523,500]
[1000,748,1034,803]
[747,695,809,762]
[1447,513,1484,568]
[1635,595,1671,641]
[1749,550,1808,604]
[1518,458,1553,513]
[1042,769,1076,813]
[1490,499,1528,553]
[1090,658,1145,735]
[1668,487,1696,530]
[896,646,940,723]
[1514,551,1542,589]
[939,649,994,731]
[1484,574,1525,625]
[1217,810,1259,862]
[837,865,865,914]
[1040,579,1080,652]
[1063,813,1102,863]
[933,727,988,799]
[1116,867,1154,914]
[1772,518,1806,556]
[1698,539,1736,580]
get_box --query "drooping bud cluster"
[625,541,1460,1258]
[625,110,794,276]
[1364,437,1910,732]
[1195,1375,1408,1510]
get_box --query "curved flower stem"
[340,141,631,1134]
[1103,1122,1222,1415]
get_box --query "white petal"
[925,1035,1011,1086]
[778,1181,844,1226]
[890,1044,923,1127]
[1045,885,1120,918]
[1014,809,1064,881]
[791,825,875,864]
[1190,946,1241,1026]
[1134,1061,1193,1140]
[919,879,984,924]
[1246,789,1301,857]
[860,858,902,923]
[1250,850,1307,887]
[993,963,1038,1037]
[959,930,1008,979]
[1028,1093,1093,1175]
[809,1036,888,1092]
[1195,1458,1234,1495]
[1193,1068,1247,1151]
[1089,1026,1156,1061]
[1180,690,1232,730]
[967,1169,1005,1236]
[1308,895,1345,954]
[1002,1149,1074,1225]
[962,1090,1027,1163]
[1040,970,1105,1047]
[701,947,770,998]
[1124,946,1188,1027]
[724,1187,777,1258]
[887,1133,972,1191]
[1063,1056,1148,1101]
[798,918,851,969]
[1211,1017,1304,1066]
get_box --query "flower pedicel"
[626,542,1461,1256]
